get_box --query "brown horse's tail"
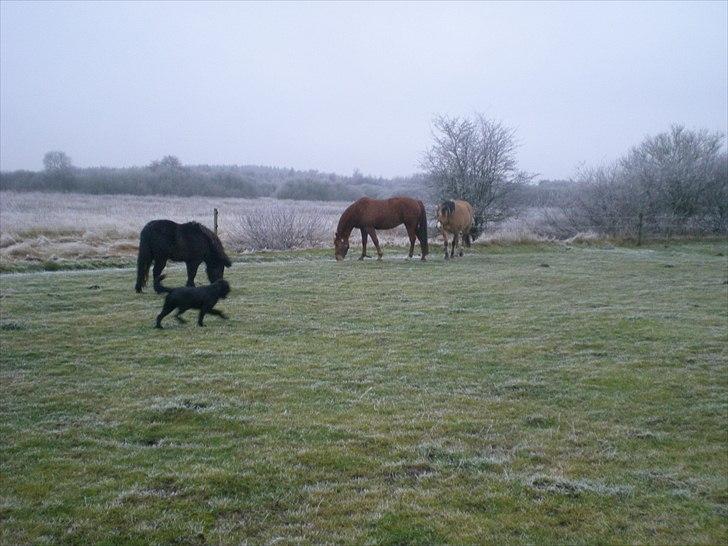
[417,200,429,256]
[135,227,153,293]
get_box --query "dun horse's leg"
[443,231,450,260]
[367,228,383,260]
[451,234,458,258]
[186,261,200,287]
[152,259,168,293]
[359,229,368,260]
[458,232,464,257]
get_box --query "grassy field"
[1,242,726,544]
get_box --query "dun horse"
[334,197,429,261]
[436,199,474,259]
[135,220,232,293]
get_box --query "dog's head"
[214,279,231,299]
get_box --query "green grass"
[1,242,726,544]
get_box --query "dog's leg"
[175,307,188,323]
[207,309,228,320]
[155,302,174,329]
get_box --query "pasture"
[1,242,726,544]
[0,191,546,269]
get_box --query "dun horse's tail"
[135,228,153,293]
[417,200,429,256]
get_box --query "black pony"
[135,220,232,293]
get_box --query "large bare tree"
[42,151,75,191]
[421,113,533,237]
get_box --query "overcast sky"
[1,1,726,179]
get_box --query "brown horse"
[334,197,429,261]
[436,199,474,259]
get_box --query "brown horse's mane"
[335,201,358,238]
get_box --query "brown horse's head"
[334,233,349,261]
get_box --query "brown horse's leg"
[406,224,417,258]
[443,230,450,260]
[451,234,458,258]
[359,229,368,260]
[458,232,464,257]
[367,228,383,260]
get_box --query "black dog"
[154,275,231,328]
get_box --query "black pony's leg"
[197,310,206,327]
[207,309,228,320]
[359,229,368,260]
[366,228,383,260]
[152,258,168,293]
[186,261,200,287]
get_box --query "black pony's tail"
[417,200,429,256]
[135,229,153,293]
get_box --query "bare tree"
[42,151,75,191]
[421,113,533,237]
[43,151,72,173]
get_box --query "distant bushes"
[543,126,727,239]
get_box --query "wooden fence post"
[637,212,643,246]
[214,208,219,235]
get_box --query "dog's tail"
[135,228,153,293]
[417,200,429,257]
[153,274,173,293]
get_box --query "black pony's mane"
[187,222,232,266]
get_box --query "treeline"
[0,154,428,202]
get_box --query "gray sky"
[1,1,726,179]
